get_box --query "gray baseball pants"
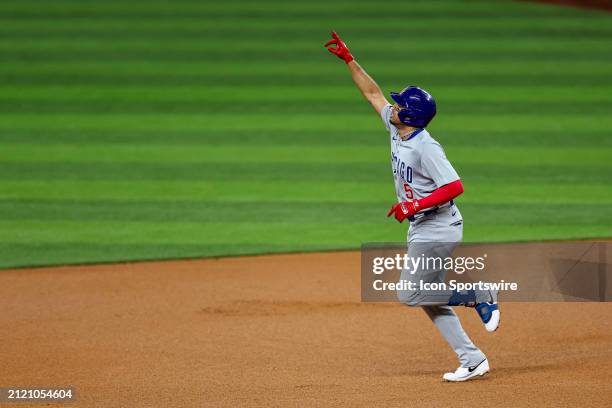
[397,205,486,367]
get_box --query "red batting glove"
[387,201,421,223]
[324,31,354,64]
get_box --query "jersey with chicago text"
[380,103,460,209]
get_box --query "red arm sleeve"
[416,179,464,210]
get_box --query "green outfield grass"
[1,0,611,268]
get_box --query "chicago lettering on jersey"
[391,151,413,183]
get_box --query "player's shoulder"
[381,103,395,132]
[416,129,441,148]
[381,103,393,117]
[415,130,449,159]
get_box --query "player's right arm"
[347,60,389,114]
[324,31,389,114]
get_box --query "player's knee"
[397,288,421,307]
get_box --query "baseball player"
[324,32,500,382]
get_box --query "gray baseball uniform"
[381,103,486,367]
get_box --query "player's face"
[390,104,403,126]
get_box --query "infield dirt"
[1,250,610,407]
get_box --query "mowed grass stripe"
[1,144,609,166]
[0,200,390,224]
[2,162,611,185]
[0,0,584,14]
[1,200,610,227]
[4,85,612,103]
[2,61,610,87]
[0,113,610,132]
[3,50,610,64]
[0,1,601,19]
[4,73,612,87]
[1,129,391,146]
[0,222,608,259]
[0,243,346,269]
[2,27,610,41]
[2,13,610,35]
[2,129,610,148]
[0,220,394,245]
[2,61,610,77]
[2,85,612,114]
[0,0,607,21]
[1,100,610,115]
[0,60,612,76]
[2,37,610,53]
[1,181,610,205]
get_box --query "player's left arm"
[388,142,463,223]
[387,180,463,223]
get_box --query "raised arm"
[324,31,389,114]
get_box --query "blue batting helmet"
[390,86,437,128]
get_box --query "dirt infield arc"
[1,250,611,407]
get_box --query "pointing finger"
[324,39,337,47]
[332,31,339,40]
[387,205,397,218]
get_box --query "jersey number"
[403,183,414,199]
